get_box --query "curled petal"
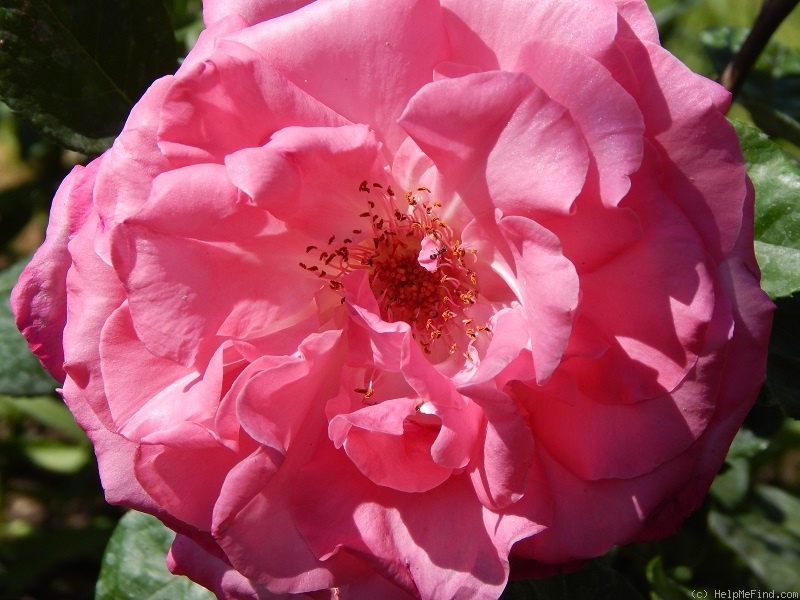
[12,158,103,382]
[400,70,588,220]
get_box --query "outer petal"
[110,223,316,367]
[614,0,661,44]
[62,212,127,429]
[516,41,644,209]
[617,35,741,262]
[203,0,315,27]
[93,77,175,245]
[157,40,349,167]
[559,148,717,404]
[637,181,773,540]
[229,0,449,153]
[212,446,372,594]
[291,438,547,600]
[511,442,698,564]
[11,158,102,382]
[168,533,318,600]
[441,0,621,70]
[135,427,249,531]
[98,303,208,433]
[524,271,731,482]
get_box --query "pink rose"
[13,0,773,598]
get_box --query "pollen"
[301,182,491,356]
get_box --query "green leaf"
[0,0,177,154]
[726,427,770,459]
[645,556,694,600]
[755,485,800,540]
[732,119,800,298]
[709,457,750,510]
[501,559,644,600]
[0,394,85,441]
[21,439,90,473]
[704,28,800,145]
[648,0,702,29]
[754,241,800,299]
[709,486,800,592]
[96,511,215,600]
[709,427,770,509]
[765,294,800,419]
[164,0,204,58]
[0,258,57,396]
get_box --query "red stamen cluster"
[301,181,490,356]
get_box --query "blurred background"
[0,0,799,598]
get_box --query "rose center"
[303,182,489,356]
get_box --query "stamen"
[299,181,491,356]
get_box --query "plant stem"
[720,0,800,97]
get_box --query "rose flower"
[13,0,773,598]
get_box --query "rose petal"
[203,0,314,27]
[168,533,284,600]
[12,158,102,382]
[441,0,620,70]
[225,124,384,241]
[482,215,579,383]
[230,0,448,153]
[213,445,372,593]
[617,36,742,262]
[400,70,589,220]
[461,386,536,510]
[516,41,644,209]
[329,397,452,493]
[236,331,342,453]
[565,155,716,403]
[291,438,546,600]
[134,425,251,531]
[158,40,348,167]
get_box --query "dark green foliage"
[0,0,177,154]
[501,560,645,600]
[765,294,800,419]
